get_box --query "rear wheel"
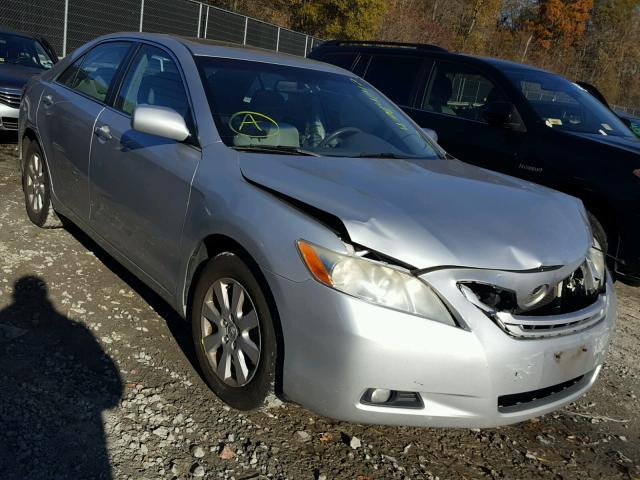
[191,252,277,410]
[22,142,61,228]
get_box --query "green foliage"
[285,0,390,39]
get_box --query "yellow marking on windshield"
[350,78,408,131]
[229,111,279,138]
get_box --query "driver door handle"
[94,124,112,141]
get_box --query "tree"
[285,0,390,39]
[531,0,594,50]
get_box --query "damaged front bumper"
[266,266,616,428]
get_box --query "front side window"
[196,57,440,159]
[364,55,425,106]
[58,42,131,102]
[116,44,189,118]
[506,69,635,137]
[423,62,504,122]
[0,33,54,70]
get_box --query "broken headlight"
[586,238,606,291]
[297,240,455,326]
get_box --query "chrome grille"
[0,88,22,109]
[494,294,607,338]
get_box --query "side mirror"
[481,101,515,128]
[132,105,190,141]
[422,127,438,143]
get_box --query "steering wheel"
[318,127,362,148]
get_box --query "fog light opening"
[370,388,392,404]
[361,389,424,409]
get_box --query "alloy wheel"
[26,152,46,214]
[200,278,261,387]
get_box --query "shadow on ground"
[62,222,198,374]
[0,276,122,479]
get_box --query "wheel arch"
[183,233,285,396]
[21,127,40,172]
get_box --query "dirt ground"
[0,141,638,480]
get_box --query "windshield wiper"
[232,145,320,157]
[355,152,415,159]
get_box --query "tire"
[191,252,277,410]
[22,141,61,228]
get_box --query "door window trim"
[53,40,135,107]
[361,53,430,108]
[418,59,523,128]
[107,40,201,147]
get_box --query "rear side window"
[422,62,503,122]
[363,55,425,106]
[57,42,131,102]
[115,44,190,118]
[319,53,357,71]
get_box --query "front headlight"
[297,240,455,325]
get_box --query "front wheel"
[22,142,60,228]
[191,252,277,410]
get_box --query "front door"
[89,44,200,294]
[406,60,526,175]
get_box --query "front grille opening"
[460,262,602,317]
[1,117,18,130]
[498,375,584,411]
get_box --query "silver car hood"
[239,154,591,271]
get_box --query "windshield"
[0,33,54,70]
[196,57,441,159]
[506,69,634,138]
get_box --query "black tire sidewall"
[22,142,52,227]
[191,252,277,410]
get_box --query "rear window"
[318,53,357,71]
[363,55,425,106]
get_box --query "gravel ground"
[0,141,638,480]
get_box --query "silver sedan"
[18,33,615,427]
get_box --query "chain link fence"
[0,0,323,57]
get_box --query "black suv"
[309,40,640,283]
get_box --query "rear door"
[89,43,200,294]
[36,41,132,221]
[408,60,526,174]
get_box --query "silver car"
[18,33,615,428]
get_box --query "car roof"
[311,40,553,75]
[472,55,550,74]
[0,26,43,41]
[96,32,353,76]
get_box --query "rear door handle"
[42,94,54,106]
[94,124,112,141]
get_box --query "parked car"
[0,27,57,132]
[576,81,640,138]
[309,41,640,284]
[19,33,615,427]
